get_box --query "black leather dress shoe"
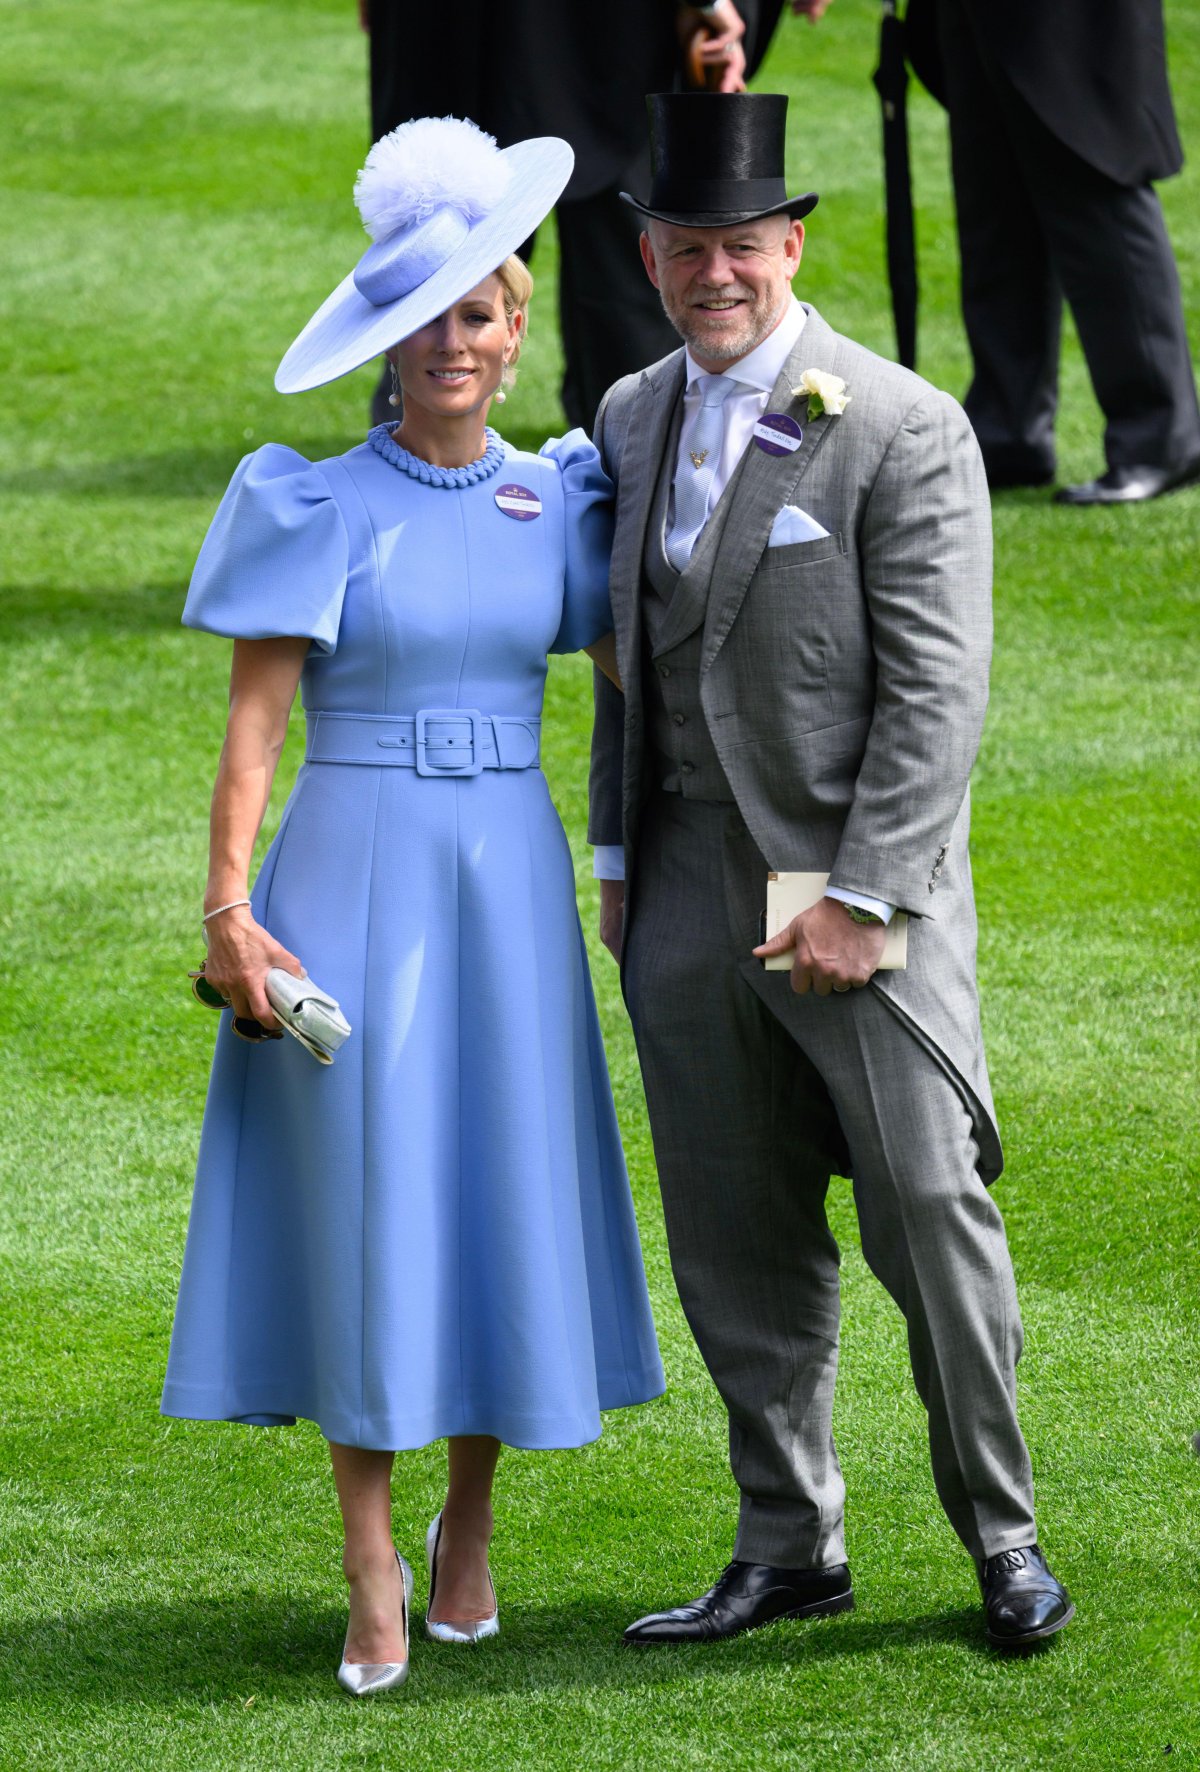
[980,1544,1074,1648]
[1053,455,1200,505]
[623,1559,853,1644]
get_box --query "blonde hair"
[496,253,533,386]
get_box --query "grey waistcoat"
[641,409,736,802]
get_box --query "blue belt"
[305,710,542,777]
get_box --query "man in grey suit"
[589,92,1073,1650]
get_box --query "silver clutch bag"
[265,967,352,1065]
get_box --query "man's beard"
[660,283,786,362]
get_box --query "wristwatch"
[841,902,884,927]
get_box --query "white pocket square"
[768,504,831,546]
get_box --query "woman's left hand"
[584,631,622,690]
[599,879,625,963]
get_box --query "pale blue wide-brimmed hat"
[276,117,573,394]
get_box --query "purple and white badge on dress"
[753,413,804,456]
[494,483,542,521]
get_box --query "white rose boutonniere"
[793,369,851,422]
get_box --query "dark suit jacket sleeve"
[830,389,993,913]
[589,671,626,847]
[904,0,1182,186]
[587,387,626,849]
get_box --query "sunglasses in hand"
[188,959,284,1044]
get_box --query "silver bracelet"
[202,897,252,924]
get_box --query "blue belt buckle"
[414,708,485,777]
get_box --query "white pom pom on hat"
[354,116,513,241]
[276,118,572,395]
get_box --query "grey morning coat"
[588,305,1004,1180]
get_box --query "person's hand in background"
[678,2,748,92]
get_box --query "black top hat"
[621,93,818,228]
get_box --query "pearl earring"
[493,357,510,404]
[388,361,402,409]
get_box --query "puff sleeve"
[541,429,616,654]
[182,444,350,653]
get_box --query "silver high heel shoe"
[425,1511,499,1643]
[337,1549,414,1695]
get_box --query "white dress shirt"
[593,297,894,926]
[666,295,808,550]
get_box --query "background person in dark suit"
[907,0,1200,503]
[805,0,1200,503]
[360,0,785,431]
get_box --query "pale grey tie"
[666,373,739,572]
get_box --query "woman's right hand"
[203,905,304,1030]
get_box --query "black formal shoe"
[980,1544,1074,1649]
[1053,455,1200,505]
[623,1559,853,1645]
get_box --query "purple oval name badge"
[494,483,542,521]
[753,413,804,456]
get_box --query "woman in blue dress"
[162,117,664,1694]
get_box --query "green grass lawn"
[2,3,1198,1766]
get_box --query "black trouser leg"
[1019,160,1200,470]
[936,0,1060,482]
[936,0,1200,474]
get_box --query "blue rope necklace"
[367,424,506,488]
